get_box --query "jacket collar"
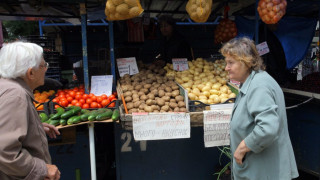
[13,78,36,101]
[239,70,257,95]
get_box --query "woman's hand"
[45,164,61,180]
[234,140,251,165]
[42,123,60,139]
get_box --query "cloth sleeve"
[244,86,280,153]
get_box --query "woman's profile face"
[160,22,173,37]
[224,55,250,83]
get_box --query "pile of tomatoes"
[52,86,117,109]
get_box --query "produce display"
[105,0,144,21]
[34,90,55,110]
[164,58,236,104]
[214,18,237,44]
[257,0,287,24]
[119,66,187,113]
[39,106,120,127]
[186,0,212,23]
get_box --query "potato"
[169,102,178,109]
[132,98,140,103]
[174,107,180,112]
[171,90,180,97]
[144,84,152,89]
[175,95,184,102]
[144,106,153,112]
[139,103,146,110]
[140,95,148,101]
[161,105,170,112]
[125,96,132,102]
[132,93,139,99]
[178,101,186,108]
[126,102,134,110]
[165,87,172,92]
[151,105,160,111]
[169,99,176,103]
[151,89,158,96]
[147,93,155,100]
[146,99,155,106]
[138,91,145,97]
[138,110,146,113]
[156,98,165,106]
[124,91,132,97]
[162,95,170,102]
[165,92,172,97]
[158,90,165,97]
[179,108,187,112]
[134,84,142,91]
[129,108,138,114]
[160,110,167,113]
[140,88,149,94]
[145,79,153,84]
[165,102,170,105]
[133,101,141,108]
[172,85,179,90]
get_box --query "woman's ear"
[26,68,36,80]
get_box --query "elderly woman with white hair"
[0,41,61,180]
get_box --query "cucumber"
[60,119,67,126]
[72,116,82,124]
[111,109,120,121]
[49,114,55,118]
[96,109,113,121]
[39,112,49,122]
[81,109,90,114]
[88,111,100,121]
[80,111,93,121]
[67,116,78,125]
[49,120,60,126]
[51,107,65,120]
[61,106,81,119]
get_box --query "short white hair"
[0,41,43,79]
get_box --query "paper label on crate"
[203,105,233,147]
[256,41,270,56]
[116,57,139,77]
[177,83,189,112]
[172,58,189,71]
[132,113,190,140]
[90,75,113,96]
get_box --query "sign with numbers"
[116,57,139,77]
[90,75,113,96]
[256,41,270,56]
[172,58,189,71]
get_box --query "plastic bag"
[257,0,287,24]
[214,18,237,44]
[105,0,144,21]
[186,0,212,23]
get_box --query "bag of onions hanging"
[257,0,287,24]
[105,0,144,21]
[186,0,212,23]
[214,18,238,44]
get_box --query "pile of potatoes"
[164,58,236,104]
[120,70,187,114]
[105,0,144,21]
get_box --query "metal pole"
[80,3,90,94]
[39,20,43,36]
[88,123,97,180]
[255,0,259,44]
[109,21,116,90]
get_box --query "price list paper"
[203,103,234,147]
[172,58,189,71]
[90,75,113,96]
[116,57,139,77]
[256,41,270,56]
[132,113,190,141]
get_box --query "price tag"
[203,103,234,147]
[172,58,189,71]
[132,113,190,141]
[256,41,270,56]
[90,75,113,96]
[116,57,139,77]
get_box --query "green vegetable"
[95,109,113,121]
[81,109,90,114]
[39,112,49,122]
[67,116,78,125]
[61,106,81,119]
[111,109,120,121]
[72,116,82,124]
[60,119,67,126]
[49,120,60,126]
[51,107,65,120]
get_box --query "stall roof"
[1,0,319,23]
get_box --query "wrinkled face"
[160,22,173,37]
[33,59,48,88]
[224,55,250,83]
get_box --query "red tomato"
[71,99,78,105]
[67,104,73,107]
[54,105,60,109]
[76,91,84,96]
[96,97,103,103]
[82,94,89,99]
[60,97,67,102]
[60,100,68,107]
[101,94,108,99]
[75,102,82,107]
[52,98,59,103]
[79,99,85,104]
[58,94,66,99]
[69,91,76,98]
[97,103,102,108]
[90,102,98,108]
[73,87,79,91]
[90,95,97,102]
[82,103,90,109]
[67,96,73,103]
[108,102,115,108]
[75,94,82,100]
[86,98,93,104]
[108,95,116,101]
[88,93,95,98]
[101,99,110,107]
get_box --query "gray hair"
[220,37,265,71]
[0,41,43,79]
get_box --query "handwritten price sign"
[256,41,270,56]
[116,57,139,77]
[172,58,189,71]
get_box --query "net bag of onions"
[186,0,212,23]
[257,0,287,24]
[105,0,144,21]
[214,18,238,44]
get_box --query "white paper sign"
[116,57,139,77]
[203,103,234,147]
[90,75,113,96]
[132,113,190,141]
[172,58,189,71]
[256,41,270,56]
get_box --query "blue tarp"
[235,16,318,69]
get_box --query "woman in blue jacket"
[220,37,299,180]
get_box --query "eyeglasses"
[39,62,49,69]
